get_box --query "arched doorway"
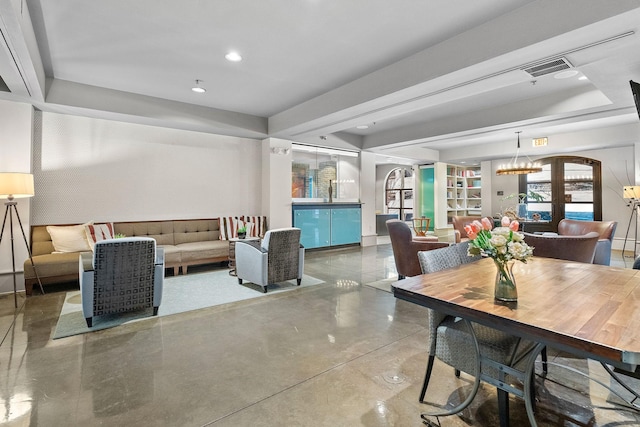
[519,156,602,232]
[385,167,414,221]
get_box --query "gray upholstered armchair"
[79,237,164,327]
[235,227,304,293]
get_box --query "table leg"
[523,342,546,427]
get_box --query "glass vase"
[494,260,517,302]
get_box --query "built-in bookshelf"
[445,165,482,223]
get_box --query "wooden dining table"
[392,256,640,426]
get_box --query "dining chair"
[417,243,539,425]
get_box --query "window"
[519,156,601,231]
[291,144,359,201]
[385,168,414,221]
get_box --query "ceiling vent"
[522,57,573,78]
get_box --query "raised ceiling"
[1,0,640,164]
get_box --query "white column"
[360,151,376,246]
[262,138,293,229]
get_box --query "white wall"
[31,111,263,224]
[0,100,34,294]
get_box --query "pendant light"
[496,132,542,175]
[191,80,206,93]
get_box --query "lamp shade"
[623,186,640,199]
[0,173,35,199]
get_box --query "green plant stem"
[494,260,515,289]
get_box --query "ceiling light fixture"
[191,80,206,93]
[496,132,542,175]
[356,125,369,129]
[225,51,242,62]
[191,80,207,93]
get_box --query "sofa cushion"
[158,245,181,264]
[177,240,228,262]
[24,252,83,279]
[113,221,175,245]
[173,219,220,244]
[47,222,93,253]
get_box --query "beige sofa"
[24,219,235,295]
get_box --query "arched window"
[519,156,601,232]
[385,168,414,221]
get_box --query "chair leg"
[398,274,405,280]
[297,278,301,286]
[541,346,548,374]
[238,278,243,284]
[419,355,436,403]
[85,317,92,327]
[497,388,510,427]
[455,369,461,378]
[262,286,267,293]
[153,306,159,316]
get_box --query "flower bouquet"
[465,217,534,301]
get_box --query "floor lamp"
[0,173,44,307]
[622,186,640,259]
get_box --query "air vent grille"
[522,57,572,77]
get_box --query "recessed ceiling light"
[191,80,206,93]
[356,125,369,129]
[578,75,588,81]
[225,51,242,62]
[554,69,579,79]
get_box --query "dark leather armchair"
[386,219,449,279]
[557,219,617,265]
[523,231,600,263]
[451,215,494,243]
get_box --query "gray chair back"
[264,228,302,284]
[92,238,156,317]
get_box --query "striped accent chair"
[79,237,164,327]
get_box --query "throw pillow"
[219,216,238,240]
[244,215,266,237]
[85,223,115,250]
[47,222,93,253]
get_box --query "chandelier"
[496,132,542,175]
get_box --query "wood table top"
[392,257,640,370]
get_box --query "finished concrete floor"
[1,244,639,426]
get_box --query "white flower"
[490,235,507,248]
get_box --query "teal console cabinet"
[293,203,362,249]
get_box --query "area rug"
[53,270,324,339]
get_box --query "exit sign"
[532,137,548,147]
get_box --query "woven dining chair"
[417,243,540,425]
